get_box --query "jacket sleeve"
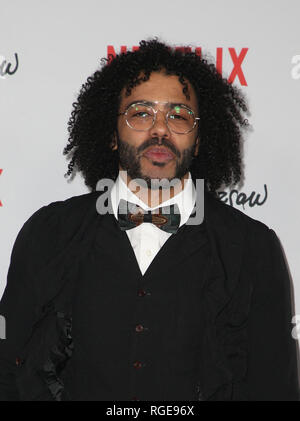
[0,211,43,401]
[244,227,300,400]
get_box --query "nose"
[148,109,171,139]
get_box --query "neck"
[120,169,189,208]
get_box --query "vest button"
[133,361,143,369]
[137,289,146,297]
[135,324,144,333]
[15,357,23,366]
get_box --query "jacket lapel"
[204,192,246,315]
[194,192,247,400]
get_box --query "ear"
[110,132,118,151]
[194,137,200,157]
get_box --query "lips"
[143,147,174,162]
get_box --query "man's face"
[113,71,199,188]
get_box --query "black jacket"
[0,190,299,401]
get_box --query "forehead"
[120,71,198,110]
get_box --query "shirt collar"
[110,171,196,228]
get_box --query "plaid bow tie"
[117,199,181,234]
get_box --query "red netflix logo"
[107,46,248,86]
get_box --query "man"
[0,39,299,401]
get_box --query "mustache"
[137,138,181,158]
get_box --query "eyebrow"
[123,100,194,110]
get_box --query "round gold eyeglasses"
[118,101,200,134]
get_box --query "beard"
[115,133,196,189]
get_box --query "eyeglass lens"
[126,103,196,133]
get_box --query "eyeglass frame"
[118,100,200,135]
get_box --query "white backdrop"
[1,0,300,345]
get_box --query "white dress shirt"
[110,172,196,276]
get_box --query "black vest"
[62,213,211,401]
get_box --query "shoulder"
[15,191,102,257]
[205,193,288,292]
[24,191,100,230]
[204,191,276,242]
[8,191,105,283]
[31,191,100,218]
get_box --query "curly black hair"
[63,38,249,196]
